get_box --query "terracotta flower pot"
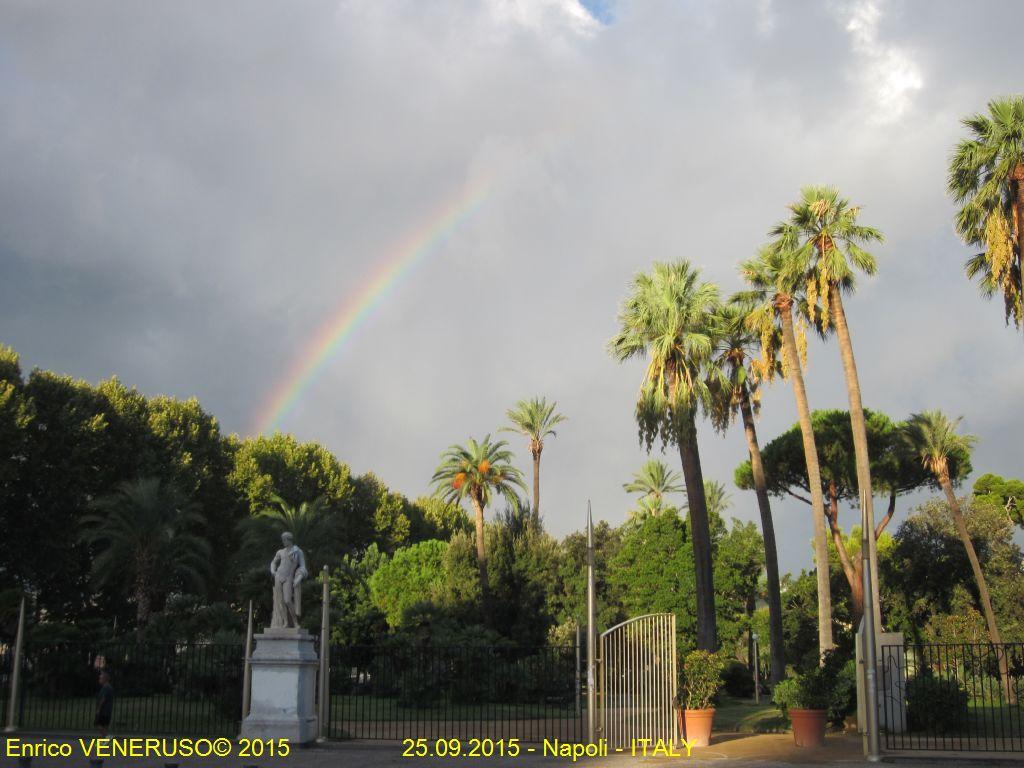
[789,708,827,747]
[682,707,716,747]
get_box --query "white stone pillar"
[241,628,319,744]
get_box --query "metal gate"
[880,642,1024,753]
[598,614,677,749]
[328,644,584,741]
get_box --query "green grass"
[330,694,578,722]
[15,694,237,735]
[712,695,789,733]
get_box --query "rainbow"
[251,175,494,435]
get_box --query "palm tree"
[81,477,210,627]
[609,260,720,651]
[703,479,732,520]
[501,397,567,522]
[240,494,333,569]
[948,96,1024,329]
[709,300,786,683]
[432,435,526,594]
[623,459,684,517]
[902,411,1014,701]
[771,186,885,631]
[739,246,834,658]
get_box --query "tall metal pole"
[318,565,330,742]
[586,502,597,743]
[860,487,881,761]
[241,600,254,722]
[5,595,26,732]
[575,623,581,716]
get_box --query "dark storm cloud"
[1,0,1021,572]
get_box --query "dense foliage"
[3,340,1023,712]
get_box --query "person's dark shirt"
[97,683,114,717]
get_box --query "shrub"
[772,668,831,712]
[906,672,968,732]
[721,660,756,698]
[681,650,725,710]
[828,659,857,726]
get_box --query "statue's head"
[281,532,294,546]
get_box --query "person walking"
[94,670,114,736]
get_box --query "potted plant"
[772,665,832,747]
[678,650,724,747]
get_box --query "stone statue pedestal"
[241,628,319,744]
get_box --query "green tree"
[623,459,683,518]
[609,261,721,651]
[329,544,388,647]
[501,397,567,522]
[411,495,472,540]
[350,473,414,554]
[740,245,834,657]
[973,473,1024,527]
[229,433,360,550]
[770,186,885,631]
[487,516,561,646]
[735,409,934,620]
[713,519,765,662]
[883,498,1024,645]
[240,493,336,574]
[902,411,1014,699]
[369,540,449,628]
[708,301,786,683]
[609,512,696,652]
[548,521,623,633]
[81,477,210,627]
[431,435,526,595]
[948,96,1024,329]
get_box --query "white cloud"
[838,0,923,123]
[487,0,599,37]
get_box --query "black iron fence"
[880,642,1024,752]
[12,641,243,736]
[328,644,584,741]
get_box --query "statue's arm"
[295,548,309,582]
[270,550,281,577]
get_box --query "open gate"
[598,614,677,749]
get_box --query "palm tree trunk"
[532,449,542,523]
[470,494,489,602]
[1013,165,1024,278]
[677,410,718,651]
[825,480,864,619]
[135,586,150,628]
[829,284,882,632]
[737,387,786,684]
[940,473,1015,703]
[778,298,834,658]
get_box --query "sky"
[1,0,1022,574]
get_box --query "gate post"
[586,504,597,743]
[318,565,330,742]
[241,600,254,723]
[4,595,26,733]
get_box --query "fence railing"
[12,641,243,736]
[328,644,584,741]
[880,642,1024,752]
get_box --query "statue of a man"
[270,532,308,628]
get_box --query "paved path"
[2,733,1021,768]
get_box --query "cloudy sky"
[2,0,1022,573]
